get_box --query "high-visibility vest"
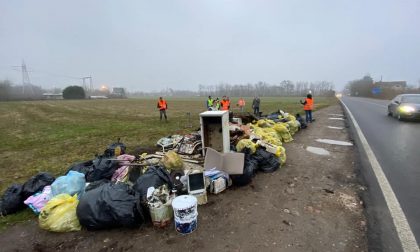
[221,100,229,110]
[158,100,167,110]
[238,99,245,107]
[303,98,313,111]
[207,98,213,107]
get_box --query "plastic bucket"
[149,204,173,228]
[172,195,198,234]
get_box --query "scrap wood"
[151,154,202,164]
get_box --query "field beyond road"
[0,96,336,228]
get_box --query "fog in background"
[1,0,419,92]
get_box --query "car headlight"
[399,106,415,113]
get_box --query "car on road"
[387,94,420,121]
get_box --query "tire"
[387,110,392,116]
[397,113,403,121]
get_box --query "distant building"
[109,87,127,98]
[42,93,63,100]
[374,81,407,90]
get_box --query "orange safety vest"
[303,98,313,111]
[238,98,245,107]
[158,100,167,110]
[221,100,229,111]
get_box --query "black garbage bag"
[0,184,25,215]
[253,148,280,173]
[296,113,307,129]
[88,156,120,182]
[104,140,126,157]
[22,172,55,199]
[133,166,173,203]
[77,183,144,230]
[231,153,257,186]
[66,160,95,180]
[85,179,110,192]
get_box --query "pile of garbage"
[0,110,302,234]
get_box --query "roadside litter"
[0,108,302,234]
[39,194,81,232]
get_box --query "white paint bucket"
[172,195,198,234]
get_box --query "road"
[341,96,420,249]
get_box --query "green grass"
[0,96,337,229]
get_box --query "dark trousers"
[305,110,312,123]
[160,109,167,120]
[253,106,259,116]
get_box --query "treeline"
[129,81,335,97]
[0,80,45,101]
[198,81,335,97]
[129,88,197,98]
[345,75,420,99]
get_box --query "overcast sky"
[1,0,419,91]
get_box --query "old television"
[187,172,205,195]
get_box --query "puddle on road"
[329,113,344,117]
[306,146,330,156]
[316,139,353,146]
[327,126,344,130]
[328,117,345,120]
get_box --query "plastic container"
[171,195,198,234]
[149,204,173,228]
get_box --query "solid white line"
[341,99,420,252]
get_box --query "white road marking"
[316,138,353,146]
[329,113,344,117]
[306,146,330,155]
[341,99,420,252]
[328,126,344,130]
[329,117,345,120]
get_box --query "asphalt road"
[341,96,420,247]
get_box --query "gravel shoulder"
[0,104,367,252]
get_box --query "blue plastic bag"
[51,171,85,197]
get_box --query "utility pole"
[81,76,93,94]
[12,60,33,95]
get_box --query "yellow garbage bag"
[278,146,287,165]
[286,114,296,121]
[256,119,275,128]
[39,194,81,232]
[287,120,299,135]
[236,139,257,153]
[273,123,289,134]
[161,150,184,170]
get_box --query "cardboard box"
[204,147,244,175]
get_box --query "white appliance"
[199,110,230,155]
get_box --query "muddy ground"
[0,104,367,252]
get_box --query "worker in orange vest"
[237,97,245,112]
[220,96,230,111]
[157,96,168,121]
[300,94,314,123]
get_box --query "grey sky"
[1,0,419,91]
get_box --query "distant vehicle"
[108,87,127,99]
[387,94,420,121]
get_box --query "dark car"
[387,94,420,121]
